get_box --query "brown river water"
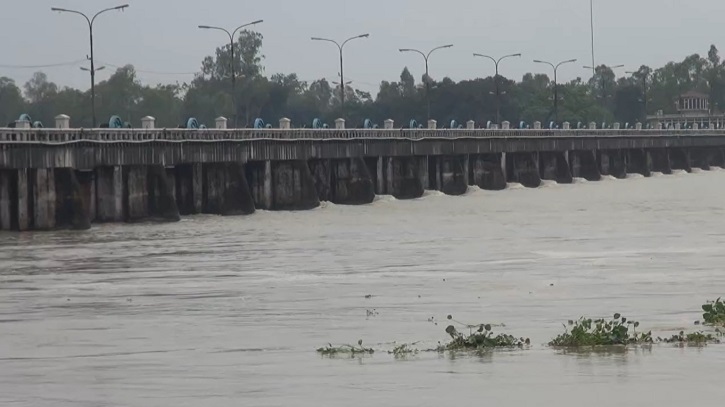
[2,170,725,406]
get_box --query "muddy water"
[2,170,725,406]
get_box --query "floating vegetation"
[658,331,721,345]
[549,314,653,347]
[437,315,530,351]
[702,298,725,327]
[389,343,420,356]
[366,309,379,317]
[317,340,374,356]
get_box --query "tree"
[0,77,25,126]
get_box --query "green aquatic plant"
[658,331,720,345]
[389,343,420,356]
[549,314,653,347]
[437,315,530,351]
[702,298,725,327]
[317,340,374,356]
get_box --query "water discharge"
[2,170,725,406]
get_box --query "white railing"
[0,127,722,144]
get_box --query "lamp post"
[399,44,453,120]
[584,64,624,104]
[533,58,577,123]
[51,4,129,127]
[473,53,521,124]
[626,70,649,123]
[199,19,264,128]
[311,34,370,119]
[590,0,596,78]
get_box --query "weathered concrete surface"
[147,165,181,222]
[0,170,12,230]
[689,147,724,170]
[272,160,320,210]
[96,166,124,222]
[669,148,692,173]
[626,149,652,177]
[386,157,424,199]
[174,164,202,216]
[539,152,572,184]
[54,168,91,230]
[203,163,255,216]
[470,154,506,190]
[506,152,541,188]
[438,156,468,195]
[124,166,149,222]
[570,150,601,181]
[331,158,375,205]
[649,149,672,175]
[310,158,375,204]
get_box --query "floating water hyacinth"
[702,298,725,327]
[549,314,653,347]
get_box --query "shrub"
[702,298,725,326]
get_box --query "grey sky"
[2,0,723,94]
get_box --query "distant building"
[647,90,725,128]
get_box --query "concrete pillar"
[16,120,31,129]
[147,165,181,221]
[96,166,124,222]
[271,161,320,210]
[214,117,228,130]
[613,122,621,130]
[570,150,602,181]
[506,153,541,188]
[55,114,70,129]
[141,116,156,129]
[383,119,394,129]
[533,121,542,130]
[335,118,345,130]
[501,121,510,130]
[376,157,385,194]
[202,163,256,215]
[463,154,470,186]
[471,154,507,191]
[539,152,573,184]
[589,122,597,129]
[415,156,427,190]
[693,123,699,130]
[635,122,643,130]
[32,169,56,230]
[466,120,476,130]
[263,160,273,209]
[386,157,395,195]
[655,122,663,130]
[17,169,29,231]
[0,171,12,230]
[279,118,291,130]
[55,169,91,230]
[428,120,437,130]
[125,166,149,222]
[562,122,571,130]
[675,123,681,129]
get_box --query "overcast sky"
[1,0,723,94]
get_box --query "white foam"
[572,177,588,184]
[600,175,617,181]
[422,190,446,197]
[507,182,525,190]
[373,195,398,203]
[650,171,665,177]
[691,168,703,174]
[671,169,688,175]
[539,180,558,188]
[626,173,645,179]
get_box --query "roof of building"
[679,90,709,99]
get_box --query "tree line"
[2,31,725,129]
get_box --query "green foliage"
[659,331,720,345]
[702,297,725,326]
[549,314,653,347]
[6,42,725,128]
[317,339,374,356]
[437,315,530,351]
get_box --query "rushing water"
[2,170,725,406]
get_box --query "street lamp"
[626,70,649,123]
[51,4,129,127]
[474,53,521,124]
[534,58,577,123]
[199,19,264,128]
[584,64,624,103]
[311,34,370,118]
[399,44,453,120]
